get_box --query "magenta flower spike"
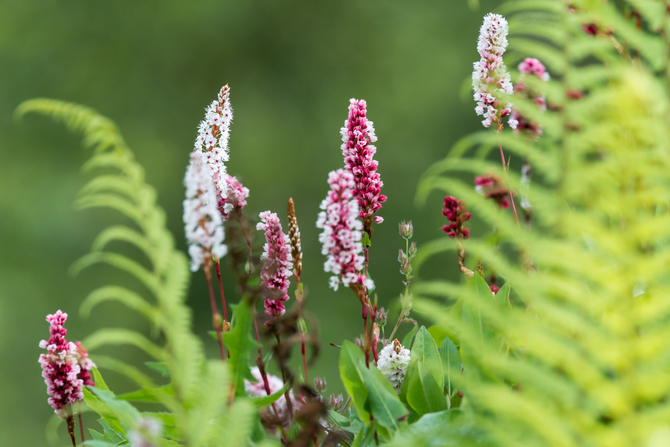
[257,211,293,321]
[316,169,373,291]
[218,174,249,221]
[183,150,227,271]
[38,310,84,418]
[341,99,387,229]
[472,13,517,130]
[74,341,96,387]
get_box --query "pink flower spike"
[74,341,96,387]
[38,310,84,418]
[512,58,550,140]
[341,99,387,228]
[316,169,372,291]
[472,13,516,131]
[257,211,293,321]
[218,174,249,221]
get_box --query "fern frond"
[83,328,168,361]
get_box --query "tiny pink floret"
[218,174,249,221]
[341,99,387,225]
[38,310,84,418]
[257,211,293,321]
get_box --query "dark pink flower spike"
[341,99,387,230]
[257,211,293,322]
[442,196,471,239]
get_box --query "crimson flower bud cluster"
[442,196,471,239]
[511,58,549,140]
[474,175,515,209]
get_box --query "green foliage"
[411,0,670,445]
[17,100,264,446]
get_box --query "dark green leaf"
[406,361,448,416]
[401,324,418,349]
[92,367,110,392]
[383,409,466,447]
[358,360,408,430]
[339,341,370,425]
[328,409,350,426]
[221,303,258,396]
[410,326,444,388]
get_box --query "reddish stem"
[215,260,228,322]
[204,267,226,362]
[253,318,288,438]
[78,408,85,445]
[301,332,308,384]
[497,137,520,227]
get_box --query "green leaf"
[358,360,408,431]
[83,387,125,435]
[89,387,142,430]
[362,232,371,247]
[145,362,171,376]
[83,328,167,361]
[339,341,370,425]
[495,281,511,307]
[328,409,350,426]
[401,323,418,349]
[383,409,466,447]
[406,361,448,416]
[351,422,377,447]
[91,367,110,392]
[439,336,461,396]
[221,303,257,396]
[117,385,174,403]
[83,440,118,447]
[427,325,450,348]
[80,285,157,324]
[251,381,290,407]
[410,326,444,388]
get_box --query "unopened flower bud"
[409,242,417,257]
[329,393,343,410]
[213,313,222,329]
[398,249,406,263]
[222,320,231,333]
[314,377,327,392]
[375,307,388,327]
[400,258,412,275]
[398,220,413,239]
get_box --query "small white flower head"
[472,13,515,130]
[128,417,162,447]
[194,85,233,201]
[376,339,411,393]
[183,151,227,271]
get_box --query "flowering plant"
[20,1,670,446]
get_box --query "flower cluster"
[195,84,233,201]
[316,169,371,291]
[442,196,471,239]
[377,339,411,393]
[341,99,387,227]
[511,58,549,140]
[38,310,84,417]
[257,211,293,320]
[218,174,249,221]
[475,174,514,209]
[74,341,95,387]
[245,367,300,428]
[183,150,227,271]
[472,13,517,130]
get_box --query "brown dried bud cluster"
[287,198,302,282]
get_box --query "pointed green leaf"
[339,341,370,425]
[358,360,408,430]
[406,361,448,416]
[250,381,290,407]
[410,326,444,388]
[221,303,257,396]
[439,336,461,396]
[117,385,174,403]
[401,324,418,349]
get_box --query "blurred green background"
[0,0,501,444]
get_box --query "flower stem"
[274,332,294,417]
[66,415,77,447]
[253,318,288,438]
[215,260,228,322]
[77,404,85,445]
[204,265,226,362]
[497,133,520,227]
